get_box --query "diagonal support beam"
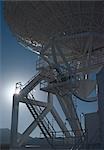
[51,106,71,138]
[19,72,43,97]
[56,91,83,136]
[18,106,50,146]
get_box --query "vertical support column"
[97,67,104,147]
[10,94,19,148]
[47,92,53,107]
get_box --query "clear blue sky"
[0,1,98,137]
[0,1,38,134]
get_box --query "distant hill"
[0,128,35,145]
[0,128,10,144]
[0,128,73,149]
[0,128,49,146]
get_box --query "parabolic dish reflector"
[4,1,104,56]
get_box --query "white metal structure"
[4,1,104,149]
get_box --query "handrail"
[22,72,42,88]
[19,71,44,97]
[29,92,56,137]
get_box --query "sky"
[0,1,38,134]
[0,1,98,138]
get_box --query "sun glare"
[15,87,20,95]
[5,81,21,104]
[8,84,15,99]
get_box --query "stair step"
[26,93,56,147]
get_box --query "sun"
[15,88,20,94]
[5,81,21,105]
[9,85,15,97]
[9,82,22,97]
[15,82,22,94]
[8,83,19,98]
[5,83,16,105]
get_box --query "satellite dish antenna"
[4,1,104,102]
[4,2,104,148]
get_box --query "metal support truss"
[10,70,74,148]
[10,33,103,148]
[51,107,70,138]
[18,105,51,146]
[56,92,83,137]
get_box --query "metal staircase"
[29,92,56,137]
[16,72,56,147]
[26,92,56,146]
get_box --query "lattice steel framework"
[4,1,104,149]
